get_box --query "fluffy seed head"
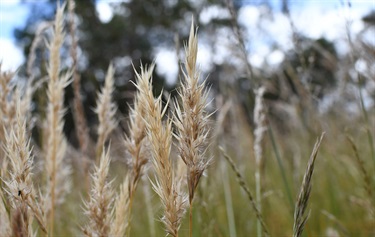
[95,64,117,160]
[138,64,187,237]
[174,18,211,204]
[83,147,114,237]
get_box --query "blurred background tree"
[14,0,228,143]
[13,0,374,143]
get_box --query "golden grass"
[43,4,71,234]
[173,19,211,237]
[95,64,117,163]
[83,147,114,236]
[0,1,374,236]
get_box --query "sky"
[0,0,374,83]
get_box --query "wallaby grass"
[0,0,374,236]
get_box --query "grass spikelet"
[83,146,114,237]
[139,63,187,237]
[3,100,46,234]
[293,132,325,237]
[0,187,11,235]
[173,18,211,237]
[253,86,267,237]
[43,3,72,234]
[120,63,153,234]
[124,69,148,195]
[95,63,117,163]
[219,146,270,236]
[110,175,130,237]
[0,64,15,143]
[346,135,374,216]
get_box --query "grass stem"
[268,123,294,211]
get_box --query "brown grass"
[68,0,90,181]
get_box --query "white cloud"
[96,1,113,23]
[0,38,24,71]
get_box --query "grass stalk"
[173,18,211,237]
[44,4,71,235]
[293,132,325,237]
[111,175,130,237]
[189,202,193,237]
[357,76,375,171]
[253,86,267,237]
[221,160,237,237]
[143,179,156,237]
[140,63,186,237]
[255,172,261,237]
[68,0,90,186]
[122,62,154,235]
[268,123,294,211]
[346,136,374,216]
[219,146,270,236]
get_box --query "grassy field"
[0,1,374,237]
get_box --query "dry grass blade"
[95,63,117,163]
[293,132,325,237]
[219,146,270,237]
[83,146,114,237]
[225,0,254,81]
